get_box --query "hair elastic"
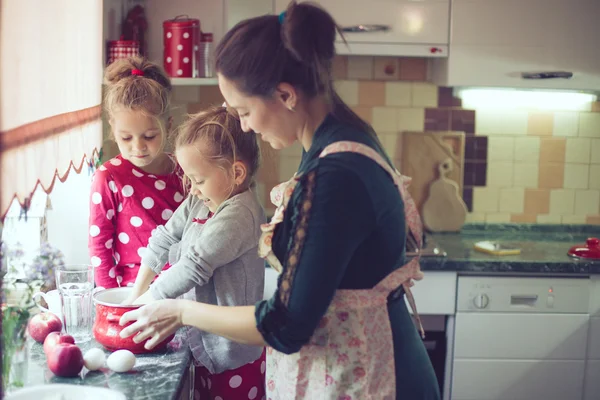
[131,69,144,76]
[278,11,286,24]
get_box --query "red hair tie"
[131,69,144,76]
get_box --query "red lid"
[107,40,139,46]
[163,16,200,28]
[201,33,213,42]
[568,237,600,259]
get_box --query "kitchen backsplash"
[101,56,600,224]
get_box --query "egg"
[106,349,136,373]
[83,347,106,371]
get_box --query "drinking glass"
[55,264,94,343]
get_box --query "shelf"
[170,78,219,86]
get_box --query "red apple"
[47,342,84,377]
[27,312,63,343]
[43,332,75,356]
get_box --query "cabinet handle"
[521,71,573,80]
[341,24,390,33]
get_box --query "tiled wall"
[104,56,600,224]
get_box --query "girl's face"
[175,142,237,213]
[218,74,297,150]
[111,109,165,170]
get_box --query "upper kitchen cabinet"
[430,0,600,90]
[275,0,450,57]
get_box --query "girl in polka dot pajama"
[89,57,184,289]
[123,107,266,400]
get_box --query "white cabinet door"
[432,0,600,90]
[406,271,457,315]
[225,0,274,31]
[275,0,450,57]
[584,276,600,400]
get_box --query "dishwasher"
[451,276,590,400]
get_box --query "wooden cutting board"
[421,158,468,232]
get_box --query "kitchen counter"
[421,223,600,275]
[20,330,192,399]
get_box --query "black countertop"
[421,223,600,275]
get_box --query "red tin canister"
[163,16,200,78]
[106,37,140,65]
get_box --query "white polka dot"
[215,397,223,400]
[166,57,172,63]
[91,256,101,267]
[122,185,134,197]
[99,165,107,171]
[183,32,190,39]
[166,32,172,39]
[116,276,123,285]
[207,378,211,389]
[114,252,121,263]
[200,377,206,388]
[155,180,166,190]
[229,375,242,388]
[92,192,102,204]
[162,209,173,220]
[137,248,146,257]
[130,216,143,227]
[90,225,100,237]
[174,192,184,202]
[118,232,130,244]
[248,386,258,399]
[108,267,116,278]
[106,209,115,220]
[108,181,118,193]
[148,175,157,179]
[105,239,113,249]
[183,57,189,64]
[118,203,124,212]
[177,44,183,51]
[260,360,266,374]
[194,45,198,51]
[132,169,144,178]
[177,69,183,76]
[126,282,134,287]
[110,158,122,166]
[142,197,154,209]
[126,263,136,269]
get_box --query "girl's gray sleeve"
[149,202,257,299]
[141,196,192,273]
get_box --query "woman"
[119,2,441,398]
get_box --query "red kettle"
[568,238,600,260]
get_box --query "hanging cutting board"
[421,158,467,232]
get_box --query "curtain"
[0,0,104,219]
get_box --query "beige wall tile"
[575,190,600,215]
[473,187,500,212]
[358,81,386,106]
[475,110,528,135]
[562,215,587,224]
[373,57,399,80]
[590,165,600,190]
[380,132,401,159]
[579,112,600,138]
[372,107,398,133]
[279,156,301,182]
[172,86,200,103]
[514,137,540,162]
[553,111,579,137]
[587,215,600,224]
[511,214,537,223]
[485,213,511,223]
[347,56,373,80]
[565,138,591,164]
[564,164,589,189]
[591,139,600,164]
[539,138,566,163]
[411,83,438,108]
[486,162,514,187]
[537,214,562,224]
[499,188,525,213]
[513,162,539,188]
[593,102,600,112]
[534,165,559,190]
[465,213,486,223]
[351,106,373,125]
[528,112,554,136]
[334,80,359,106]
[385,82,411,107]
[549,189,575,215]
[399,58,428,81]
[397,108,425,132]
[488,137,515,162]
[332,56,348,79]
[524,188,550,214]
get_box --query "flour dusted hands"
[119,299,184,350]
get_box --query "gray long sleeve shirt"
[142,189,266,373]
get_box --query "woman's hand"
[119,299,185,350]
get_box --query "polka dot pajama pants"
[194,349,266,400]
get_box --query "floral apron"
[258,141,425,400]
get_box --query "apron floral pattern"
[259,141,425,399]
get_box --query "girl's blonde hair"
[104,56,172,147]
[175,106,261,193]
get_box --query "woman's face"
[218,74,297,150]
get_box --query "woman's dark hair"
[214,1,381,144]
